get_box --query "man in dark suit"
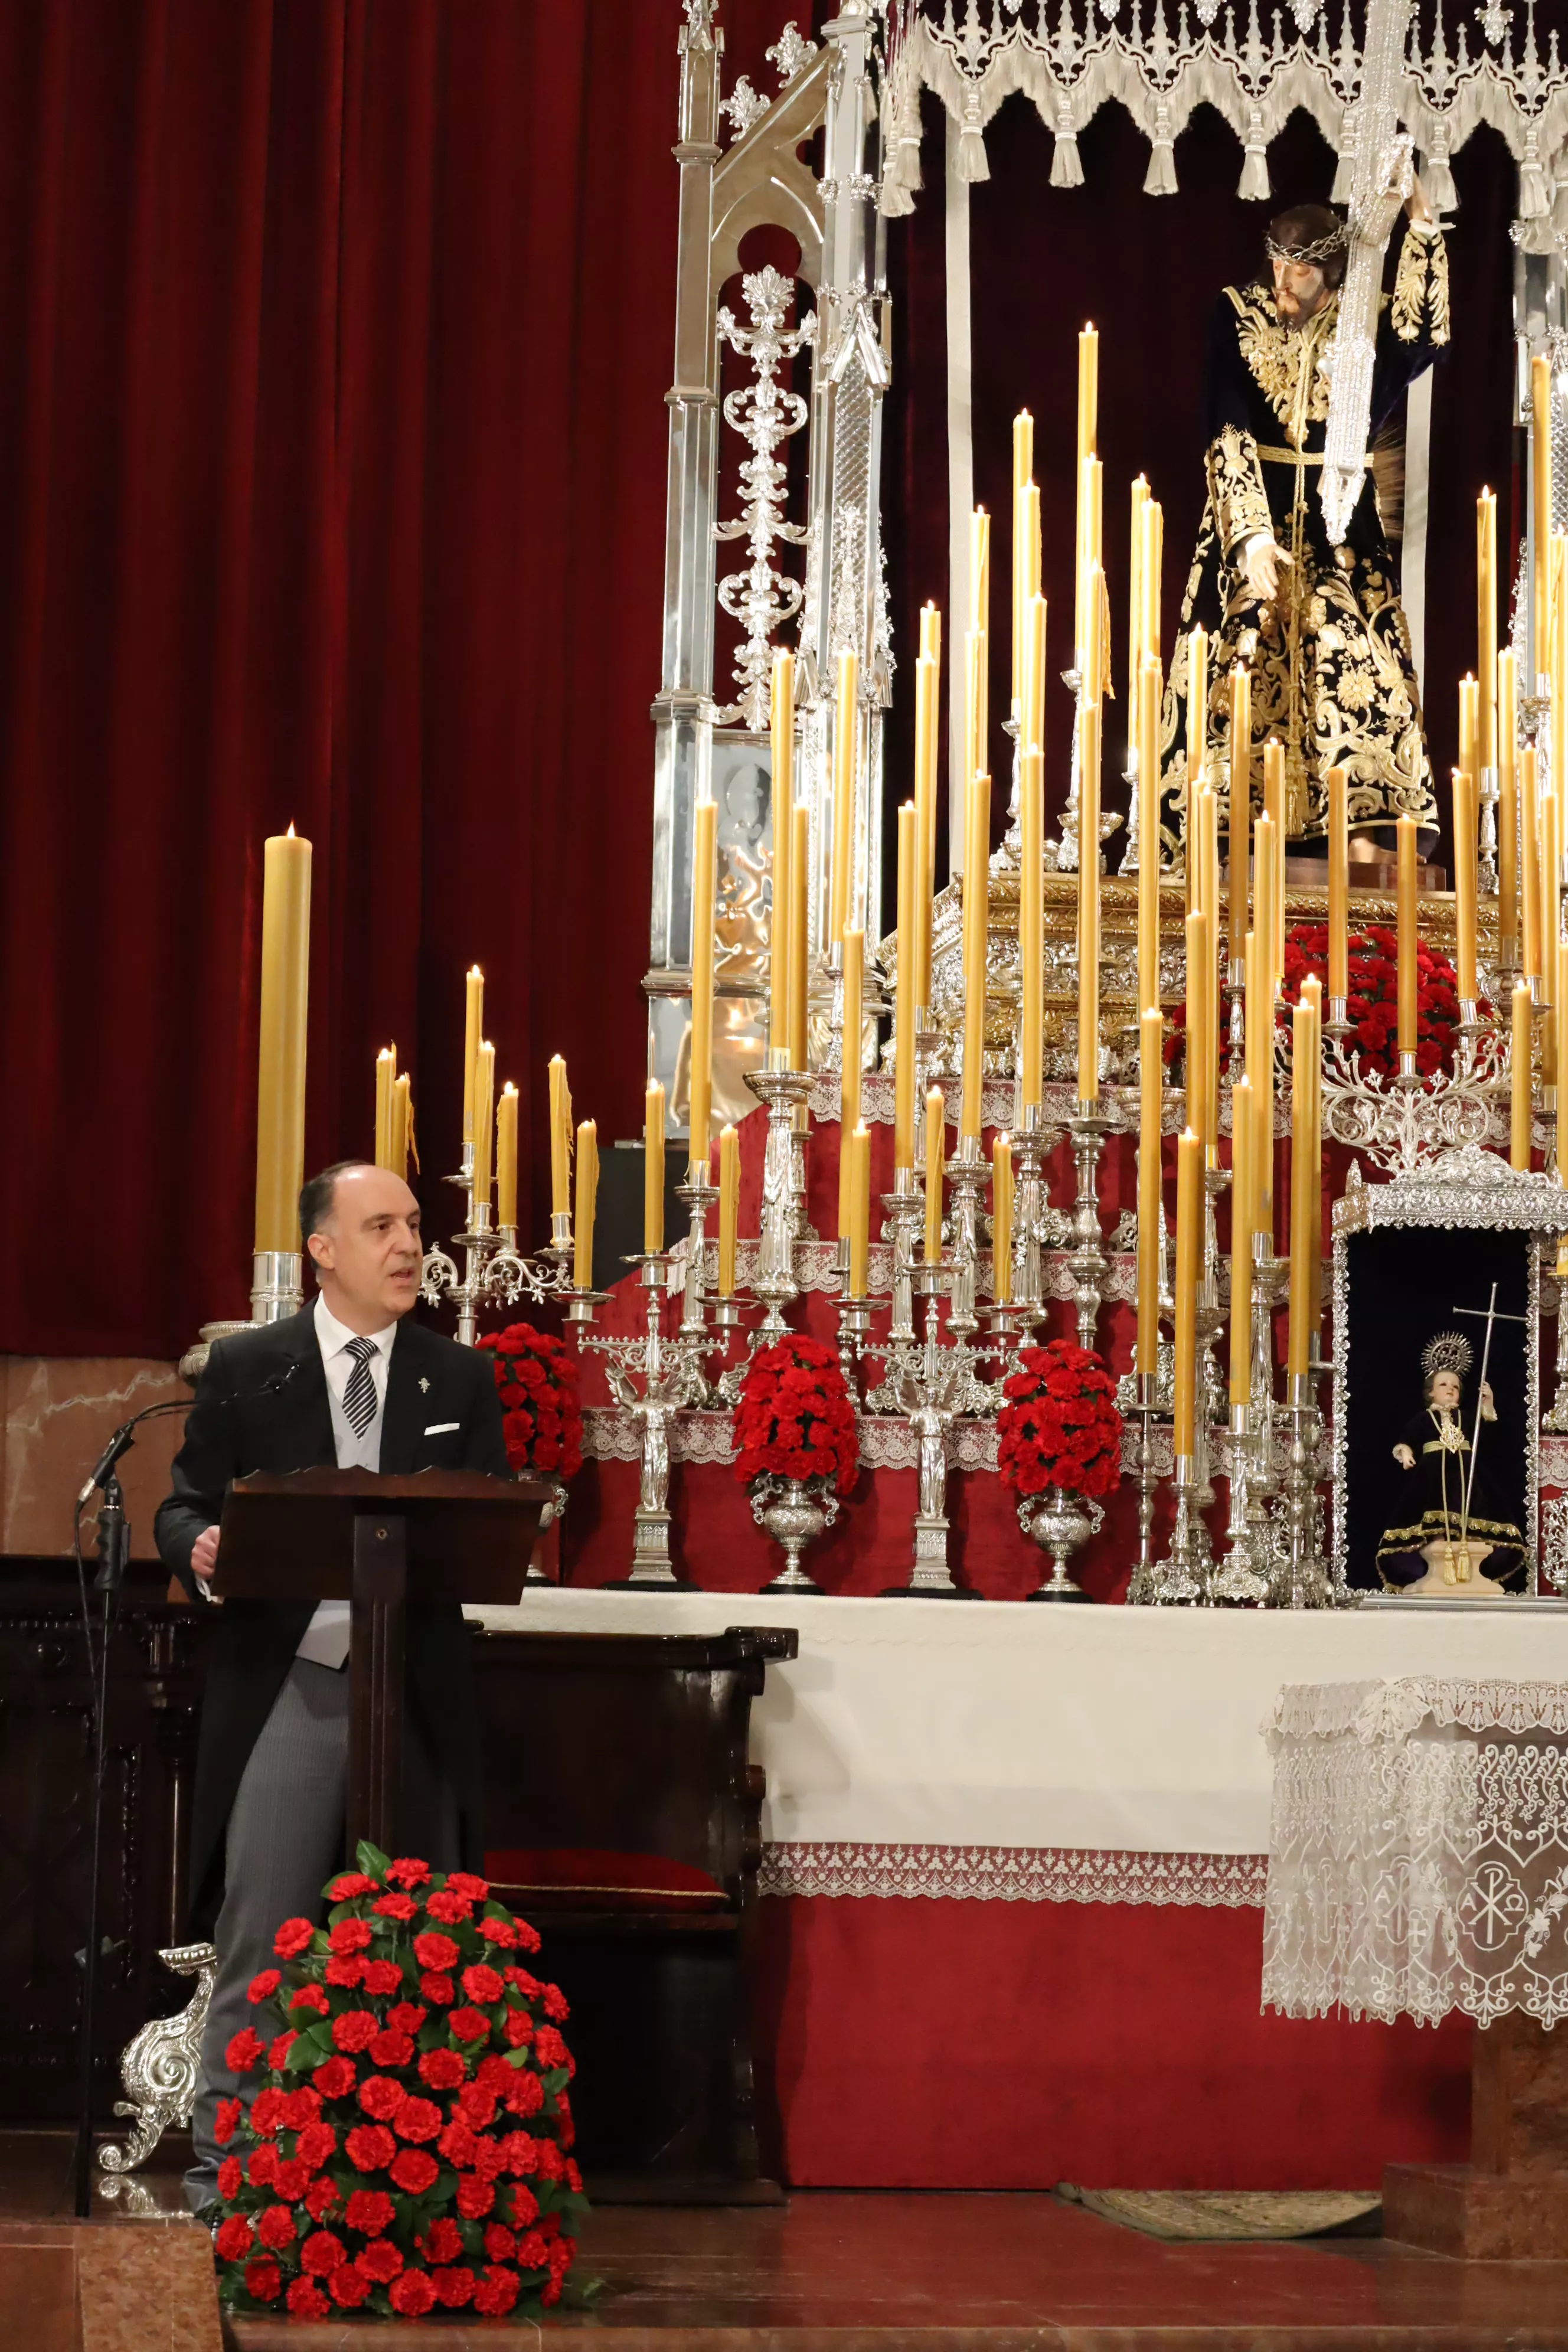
[156,1159,508,2211]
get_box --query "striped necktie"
[342,1335,379,1439]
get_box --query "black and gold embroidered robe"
[1159,223,1449,857]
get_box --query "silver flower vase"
[1018,1489,1102,1604]
[750,1474,839,1595]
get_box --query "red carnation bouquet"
[733,1335,857,1495]
[997,1340,1122,1501]
[477,1323,583,1480]
[1162,921,1465,1085]
[210,1845,586,2322]
[1281,919,1462,1079]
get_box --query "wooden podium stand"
[214,1469,548,1854]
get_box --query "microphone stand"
[73,1466,129,2216]
[67,1395,187,2217]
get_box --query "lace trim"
[759,1841,1269,1907]
[1269,1677,1568,1746]
[583,1410,1172,1476]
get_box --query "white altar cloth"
[472,1591,1568,1901]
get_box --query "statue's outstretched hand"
[1393,1443,1416,1470]
[1241,533,1291,603]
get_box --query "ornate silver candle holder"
[1007,1102,1057,1332]
[675,1175,719,1341]
[1122,1370,1172,1605]
[1543,1266,1568,1434]
[879,1173,924,1351]
[583,1254,711,1587]
[422,1143,576,1346]
[943,1134,991,1341]
[1149,1450,1208,1603]
[1064,1102,1110,1353]
[1478,762,1500,898]
[870,1266,991,1598]
[743,1059,813,1338]
[1210,1403,1270,1604]
[1270,1371,1334,1608]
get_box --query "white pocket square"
[423,1421,460,1436]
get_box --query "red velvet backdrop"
[0,11,1518,1358]
[0,0,792,1359]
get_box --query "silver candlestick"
[583,1254,711,1587]
[1152,1451,1207,1603]
[251,1249,303,1324]
[1064,1103,1110,1352]
[422,1142,576,1345]
[1008,1103,1055,1332]
[1210,1403,1270,1604]
[943,1135,991,1340]
[1123,1371,1170,1605]
[1270,1371,1333,1608]
[1478,762,1500,897]
[743,1058,812,1338]
[1544,1266,1568,1433]
[675,1175,718,1341]
[874,1268,987,1599]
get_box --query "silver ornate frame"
[1331,1144,1568,1597]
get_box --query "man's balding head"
[299,1161,423,1333]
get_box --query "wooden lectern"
[213,1469,548,1856]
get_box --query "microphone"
[73,1357,305,1506]
[75,1399,190,1507]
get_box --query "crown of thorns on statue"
[1264,217,1350,267]
[1420,1331,1474,1381]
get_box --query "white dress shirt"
[295,1301,397,1669]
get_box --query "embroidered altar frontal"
[472,1591,1564,2190]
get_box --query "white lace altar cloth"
[471,1593,1567,1905]
[1263,1678,1568,2028]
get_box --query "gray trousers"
[184,1658,458,2211]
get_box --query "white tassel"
[1519,163,1551,218]
[1422,151,1458,218]
[891,128,923,194]
[957,89,988,184]
[1239,143,1271,202]
[1144,139,1178,197]
[1330,137,1355,204]
[1051,131,1084,190]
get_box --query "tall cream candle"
[1228,665,1250,965]
[254,828,312,1255]
[472,1041,495,1210]
[924,1086,945,1265]
[1327,767,1348,1004]
[643,1080,665,1253]
[992,1132,1014,1308]
[1229,1073,1255,1406]
[495,1082,518,1230]
[1138,654,1161,1015]
[894,802,917,1172]
[1138,1007,1163,1381]
[573,1119,597,1291]
[1500,648,1518,961]
[1478,488,1498,775]
[374,1046,394,1169]
[717,1125,739,1298]
[1396,814,1418,1056]
[913,650,939,1011]
[462,963,484,1147]
[1453,767,1478,1004]
[837,927,864,1239]
[1513,979,1534,1170]
[1172,1128,1202,1458]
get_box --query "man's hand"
[191,1525,220,1583]
[1242,533,1292,603]
[1393,1443,1416,1470]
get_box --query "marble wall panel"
[1,1357,188,1559]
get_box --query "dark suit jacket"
[155,1301,509,1938]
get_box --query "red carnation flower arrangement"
[477,1322,584,1481]
[1280,920,1462,1080]
[211,1846,586,2322]
[733,1335,857,1495]
[1162,922,1465,1086]
[996,1340,1122,1501]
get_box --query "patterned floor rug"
[1055,2184,1383,2241]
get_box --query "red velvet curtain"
[0,0,789,1358]
[1,11,1518,1360]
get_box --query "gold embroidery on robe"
[1207,426,1271,553]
